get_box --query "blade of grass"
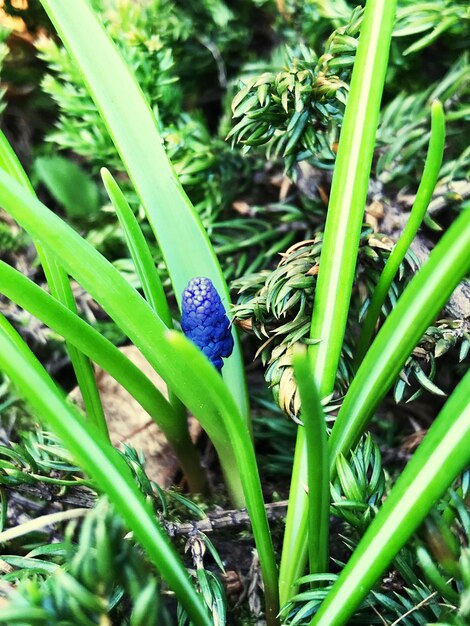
[311,369,470,626]
[100,168,172,327]
[354,100,446,366]
[165,330,280,626]
[279,0,397,604]
[0,130,35,194]
[329,207,470,472]
[0,169,245,506]
[293,346,329,578]
[0,509,88,544]
[0,260,207,494]
[0,314,211,626]
[0,129,107,439]
[39,0,249,420]
[0,607,50,623]
[100,167,186,418]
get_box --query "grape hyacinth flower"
[181,277,234,372]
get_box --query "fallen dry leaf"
[69,345,201,488]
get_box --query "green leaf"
[355,100,446,364]
[280,0,397,604]
[100,168,171,326]
[293,346,329,578]
[0,259,208,492]
[34,155,100,218]
[0,314,211,626]
[0,129,107,438]
[100,167,190,428]
[311,369,470,625]
[413,362,446,397]
[0,555,59,575]
[0,607,51,623]
[329,208,470,471]
[0,169,243,505]
[38,0,248,420]
[165,331,280,626]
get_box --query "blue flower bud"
[181,277,234,372]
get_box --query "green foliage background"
[0,0,468,624]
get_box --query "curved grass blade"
[355,100,446,365]
[0,314,211,626]
[165,330,280,626]
[329,208,470,472]
[0,260,207,494]
[0,130,35,194]
[38,0,249,420]
[293,346,329,578]
[311,369,470,626]
[279,0,397,603]
[0,170,245,505]
[100,168,172,327]
[0,129,107,438]
[101,167,188,424]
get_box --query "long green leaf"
[165,331,280,626]
[101,168,172,327]
[0,170,245,505]
[0,260,207,494]
[101,167,189,428]
[311,369,470,626]
[38,0,249,420]
[0,130,35,194]
[0,314,211,626]
[329,208,470,471]
[293,347,329,578]
[0,129,107,438]
[0,172,278,625]
[355,99,446,365]
[279,0,397,603]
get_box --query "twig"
[388,589,439,626]
[4,482,288,536]
[0,508,88,545]
[5,482,97,508]
[164,501,288,537]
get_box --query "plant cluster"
[35,0,258,215]
[232,228,423,417]
[0,433,229,626]
[0,1,468,626]
[233,227,469,413]
[0,498,165,625]
[228,11,359,169]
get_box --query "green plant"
[0,0,275,622]
[0,453,229,626]
[277,0,469,616]
[0,1,469,625]
[0,498,167,625]
[35,0,264,275]
[232,228,422,417]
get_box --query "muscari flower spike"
[181,277,234,372]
